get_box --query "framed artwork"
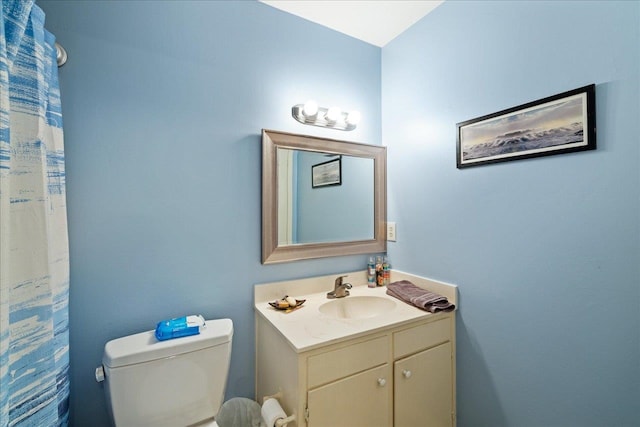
[312,157,341,188]
[456,84,596,168]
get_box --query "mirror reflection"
[277,148,374,245]
[262,129,386,264]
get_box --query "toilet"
[99,318,234,427]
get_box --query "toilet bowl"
[98,318,292,427]
[99,318,234,427]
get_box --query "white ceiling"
[260,0,444,47]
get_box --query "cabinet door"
[307,364,391,427]
[394,342,453,427]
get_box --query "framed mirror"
[262,129,387,264]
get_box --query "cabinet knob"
[377,378,387,387]
[402,370,412,379]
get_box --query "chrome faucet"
[327,275,352,299]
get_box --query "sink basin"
[318,296,396,319]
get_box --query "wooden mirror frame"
[262,129,387,264]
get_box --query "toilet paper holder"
[263,392,296,427]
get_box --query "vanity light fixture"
[292,100,361,131]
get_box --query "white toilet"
[100,318,234,427]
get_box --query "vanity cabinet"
[305,335,392,427]
[393,316,454,427]
[256,313,456,427]
[394,342,453,427]
[307,363,392,427]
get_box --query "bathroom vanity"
[255,271,457,427]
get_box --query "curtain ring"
[55,42,67,67]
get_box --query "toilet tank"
[102,318,233,427]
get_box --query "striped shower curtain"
[0,0,69,426]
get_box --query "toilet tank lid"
[103,318,233,369]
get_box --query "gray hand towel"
[387,280,455,313]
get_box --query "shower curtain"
[0,0,69,426]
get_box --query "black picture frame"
[456,84,596,168]
[312,158,341,188]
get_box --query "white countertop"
[254,270,457,353]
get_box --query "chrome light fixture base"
[292,103,360,131]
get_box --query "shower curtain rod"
[55,42,67,67]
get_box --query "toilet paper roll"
[261,398,287,427]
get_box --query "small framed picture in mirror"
[312,158,341,188]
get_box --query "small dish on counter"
[268,298,306,313]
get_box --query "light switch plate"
[387,222,396,241]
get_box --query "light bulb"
[346,110,361,125]
[325,106,341,122]
[302,100,318,117]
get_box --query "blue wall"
[382,1,639,426]
[37,1,381,425]
[36,0,640,426]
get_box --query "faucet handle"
[328,275,351,298]
[335,275,348,287]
